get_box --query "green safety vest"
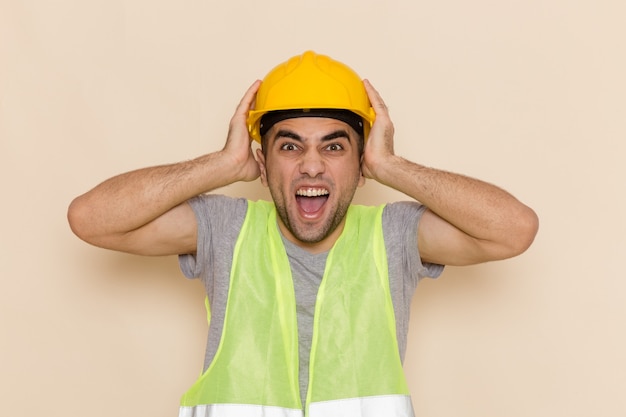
[179,201,414,417]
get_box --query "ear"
[358,154,366,188]
[357,170,366,188]
[256,148,268,186]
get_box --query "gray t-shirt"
[179,195,443,406]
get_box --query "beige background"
[2,0,624,416]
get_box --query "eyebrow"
[274,129,302,142]
[273,129,351,143]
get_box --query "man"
[68,51,538,417]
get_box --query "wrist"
[367,154,406,185]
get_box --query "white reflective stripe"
[308,395,415,417]
[179,404,303,417]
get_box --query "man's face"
[256,117,365,252]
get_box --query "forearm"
[68,150,241,242]
[376,155,538,260]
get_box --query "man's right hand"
[222,80,262,183]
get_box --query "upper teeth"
[296,188,329,197]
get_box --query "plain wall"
[2,1,624,416]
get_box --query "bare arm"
[361,80,539,266]
[67,81,262,256]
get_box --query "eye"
[325,143,344,151]
[280,143,299,151]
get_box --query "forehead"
[269,117,357,140]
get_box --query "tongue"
[297,196,327,213]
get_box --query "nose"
[299,148,325,177]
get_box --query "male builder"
[68,51,538,417]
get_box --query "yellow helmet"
[247,51,375,143]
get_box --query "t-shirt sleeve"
[178,194,248,280]
[383,201,445,282]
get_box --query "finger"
[235,80,262,116]
[363,79,388,115]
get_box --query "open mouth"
[296,187,329,215]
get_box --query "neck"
[276,218,346,255]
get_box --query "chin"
[291,227,329,245]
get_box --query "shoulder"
[383,201,445,279]
[188,194,248,219]
[186,194,250,239]
[347,201,425,233]
[382,201,426,227]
